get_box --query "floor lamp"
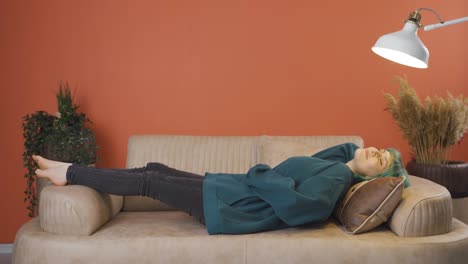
[371,8,468,68]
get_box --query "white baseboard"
[0,244,13,254]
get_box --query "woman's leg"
[65,164,205,224]
[156,175,205,224]
[89,163,204,180]
[91,167,147,173]
[33,155,203,179]
[145,162,204,179]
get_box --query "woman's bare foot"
[35,165,71,186]
[32,155,72,170]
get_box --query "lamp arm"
[416,7,445,23]
[412,7,468,31]
[423,16,468,31]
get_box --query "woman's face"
[353,147,392,177]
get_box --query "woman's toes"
[32,155,45,169]
[35,169,47,179]
[32,155,71,170]
[33,155,52,169]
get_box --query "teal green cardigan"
[202,143,363,235]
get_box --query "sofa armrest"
[388,175,453,237]
[39,185,123,236]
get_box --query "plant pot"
[42,130,97,165]
[406,160,468,198]
[36,132,97,213]
[406,159,468,224]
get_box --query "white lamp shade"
[371,22,429,68]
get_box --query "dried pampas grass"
[384,76,468,164]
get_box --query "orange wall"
[1,0,467,243]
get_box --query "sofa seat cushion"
[13,211,468,264]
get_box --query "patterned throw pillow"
[334,176,406,234]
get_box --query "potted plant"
[22,82,98,217]
[383,76,468,222]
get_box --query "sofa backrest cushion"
[123,135,260,211]
[258,140,325,167]
[123,135,363,211]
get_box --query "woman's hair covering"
[353,148,410,188]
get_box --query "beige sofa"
[12,135,468,264]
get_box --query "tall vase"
[406,160,468,224]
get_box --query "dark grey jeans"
[65,162,205,224]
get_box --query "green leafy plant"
[22,111,55,217]
[22,82,98,217]
[384,76,468,164]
